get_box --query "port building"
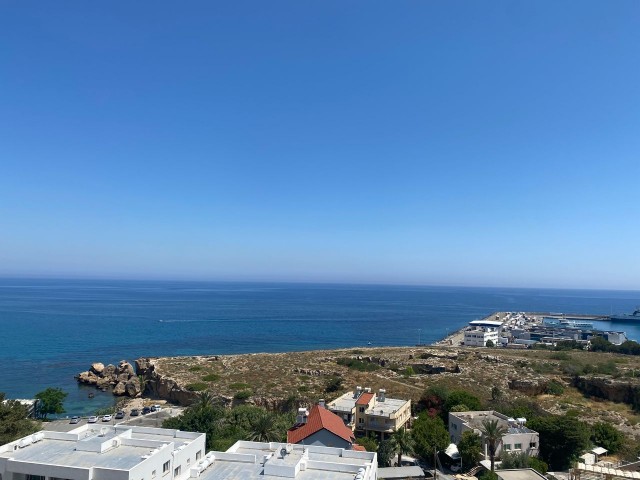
[464,320,502,347]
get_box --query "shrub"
[546,380,564,396]
[325,376,343,393]
[298,385,309,393]
[234,390,252,400]
[188,366,203,372]
[186,382,208,392]
[202,373,220,382]
[336,357,380,372]
[485,340,495,348]
[404,366,415,377]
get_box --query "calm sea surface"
[0,278,638,415]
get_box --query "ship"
[609,308,640,322]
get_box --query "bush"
[546,380,564,396]
[591,422,624,454]
[188,366,203,372]
[485,340,495,348]
[233,390,252,400]
[186,382,208,392]
[297,385,309,393]
[325,376,343,393]
[336,357,380,372]
[202,374,220,382]
[404,366,415,377]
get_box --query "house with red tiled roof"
[327,387,412,440]
[287,404,357,449]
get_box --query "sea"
[0,278,638,416]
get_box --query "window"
[27,476,45,480]
[196,451,202,461]
[187,458,191,466]
[359,418,364,424]
[530,442,537,448]
[152,471,157,479]
[359,407,365,413]
[163,461,170,475]
[174,466,181,478]
[514,443,522,450]
[504,444,511,451]
[452,423,457,430]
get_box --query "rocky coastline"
[75,360,141,398]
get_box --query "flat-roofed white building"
[0,424,205,480]
[449,411,539,457]
[464,328,500,347]
[197,440,377,480]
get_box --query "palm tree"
[479,419,508,472]
[248,411,280,442]
[392,427,414,467]
[194,391,215,410]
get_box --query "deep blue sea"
[0,278,638,416]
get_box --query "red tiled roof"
[355,392,374,406]
[287,405,355,445]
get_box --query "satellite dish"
[280,447,288,457]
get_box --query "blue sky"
[1,1,639,289]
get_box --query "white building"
[449,411,539,457]
[464,328,500,347]
[0,424,205,480]
[198,440,377,480]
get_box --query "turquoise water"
[0,278,638,415]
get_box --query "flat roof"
[451,411,537,435]
[199,441,376,480]
[497,469,547,480]
[378,466,425,479]
[365,397,409,417]
[0,425,203,471]
[469,320,503,327]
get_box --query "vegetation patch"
[188,366,203,372]
[336,357,380,372]
[234,390,252,400]
[186,382,208,392]
[202,373,220,382]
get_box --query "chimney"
[355,386,362,398]
[378,389,386,402]
[296,408,309,424]
[318,399,325,408]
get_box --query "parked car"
[69,416,80,424]
[87,416,98,423]
[102,414,112,422]
[142,407,152,415]
[130,409,140,416]
[115,411,125,419]
[151,405,162,412]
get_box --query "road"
[45,407,184,432]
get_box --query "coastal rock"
[113,382,126,396]
[117,361,135,376]
[90,363,105,376]
[104,364,117,376]
[135,358,153,373]
[125,379,141,397]
[572,376,640,405]
[117,373,130,383]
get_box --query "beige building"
[327,387,411,440]
[448,411,539,458]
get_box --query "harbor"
[437,311,632,348]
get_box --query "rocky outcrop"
[135,357,199,406]
[508,378,548,396]
[573,376,640,408]
[76,360,140,397]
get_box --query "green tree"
[34,388,67,420]
[485,340,495,348]
[479,419,507,472]
[0,393,40,444]
[248,411,281,442]
[528,414,591,470]
[444,391,481,418]
[355,435,378,452]
[378,439,395,467]
[491,386,502,402]
[412,413,449,462]
[458,431,483,470]
[528,457,549,474]
[392,427,414,466]
[591,422,624,454]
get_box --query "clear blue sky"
[1,1,639,289]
